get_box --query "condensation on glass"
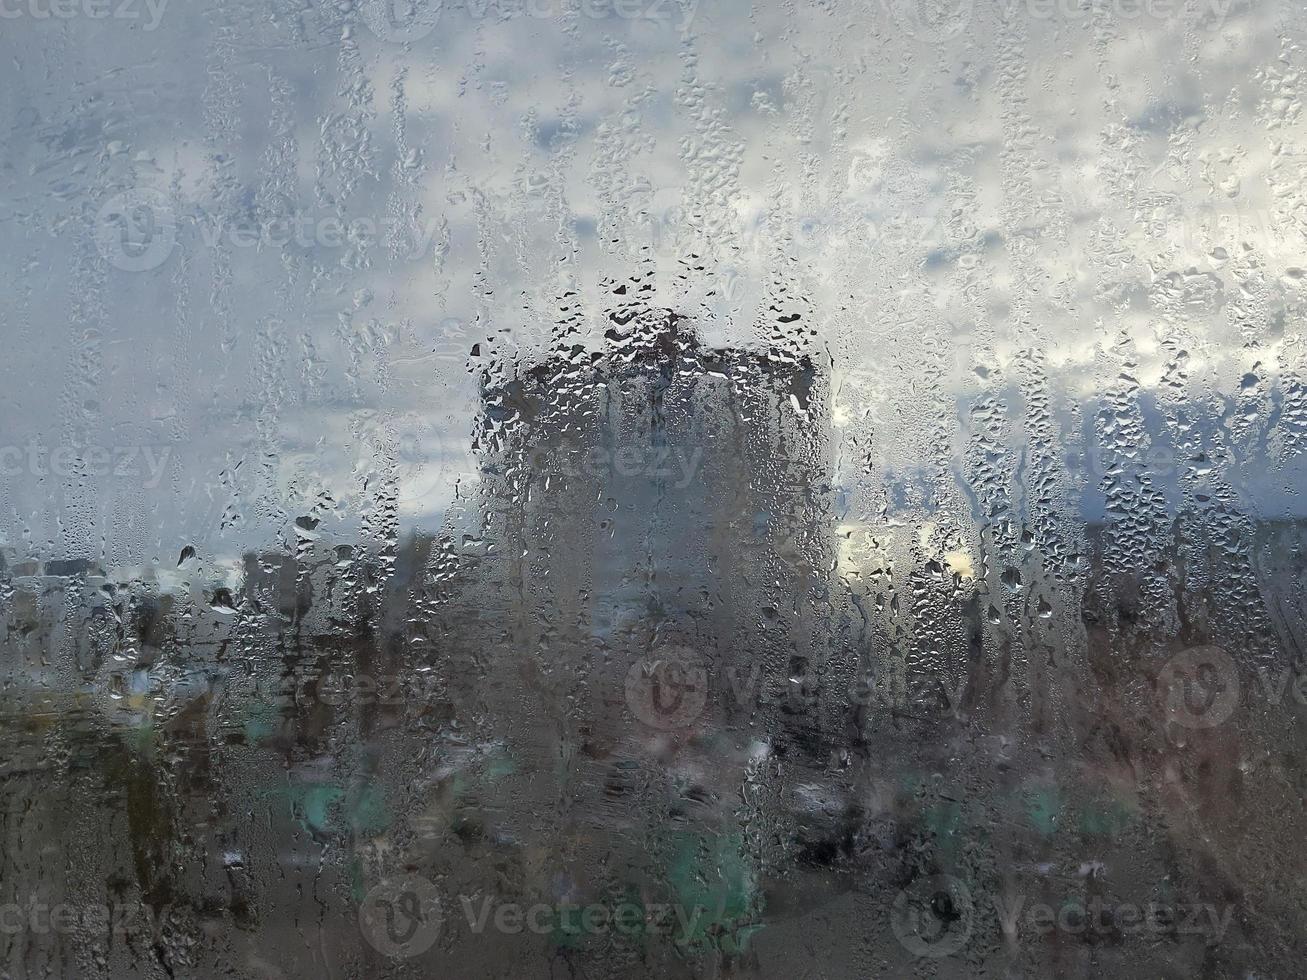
[1,0,1305,976]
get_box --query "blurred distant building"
[419,301,837,962]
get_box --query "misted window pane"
[1,0,1303,976]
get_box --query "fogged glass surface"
[2,0,1306,976]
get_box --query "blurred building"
[419,301,838,964]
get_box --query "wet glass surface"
[3,0,1307,976]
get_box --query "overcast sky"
[1,0,1304,567]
